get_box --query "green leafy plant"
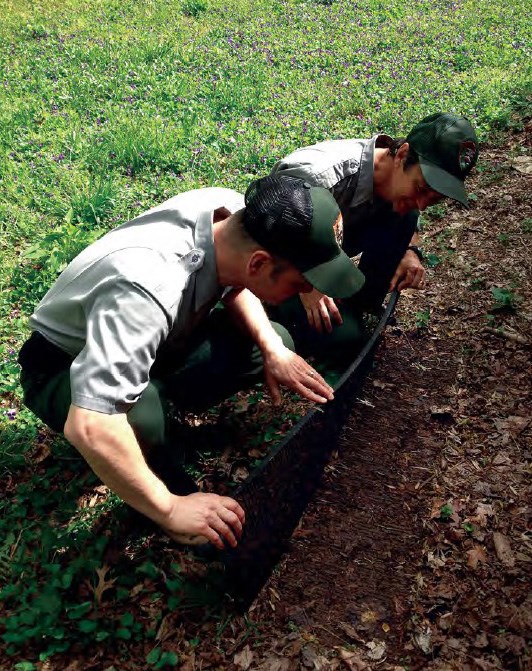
[181,0,208,17]
[497,232,510,246]
[10,217,103,311]
[426,203,448,220]
[490,287,520,312]
[146,647,180,668]
[439,503,454,521]
[424,252,441,268]
[65,177,116,227]
[415,309,431,330]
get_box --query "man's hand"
[223,288,334,405]
[262,343,334,406]
[300,288,343,334]
[162,492,245,549]
[389,249,426,292]
[64,406,245,549]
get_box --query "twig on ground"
[483,326,528,345]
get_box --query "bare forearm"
[64,405,173,525]
[223,288,333,404]
[223,288,283,354]
[64,404,246,548]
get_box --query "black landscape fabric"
[222,291,400,610]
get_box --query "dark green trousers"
[18,309,294,455]
[267,295,369,371]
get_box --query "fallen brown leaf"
[234,644,254,670]
[91,564,116,604]
[466,545,488,569]
[492,532,515,568]
[337,647,370,670]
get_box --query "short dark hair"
[389,138,419,170]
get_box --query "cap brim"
[303,251,365,298]
[419,159,469,206]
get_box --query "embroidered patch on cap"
[459,140,477,174]
[333,212,344,246]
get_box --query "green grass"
[0,0,531,664]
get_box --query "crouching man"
[18,176,364,548]
[269,113,479,369]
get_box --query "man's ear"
[395,142,410,164]
[247,249,272,276]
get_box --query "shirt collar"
[351,133,393,208]
[192,209,221,312]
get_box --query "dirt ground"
[170,125,531,671]
[5,125,531,671]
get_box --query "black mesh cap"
[242,175,365,298]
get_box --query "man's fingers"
[222,497,246,524]
[305,367,331,390]
[398,268,415,291]
[389,269,401,292]
[412,267,426,289]
[310,307,324,333]
[305,308,317,330]
[399,267,425,290]
[319,303,332,333]
[297,368,334,403]
[209,516,237,548]
[327,300,343,326]
[219,510,243,539]
[217,508,243,540]
[295,381,332,404]
[163,493,247,550]
[265,370,283,406]
[262,348,334,403]
[206,499,246,549]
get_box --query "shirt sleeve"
[69,279,173,414]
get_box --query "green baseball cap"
[407,113,479,206]
[243,176,365,298]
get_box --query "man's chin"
[263,297,288,306]
[393,201,410,216]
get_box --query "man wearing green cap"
[18,175,362,547]
[269,112,479,363]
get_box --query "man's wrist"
[259,332,285,357]
[407,245,424,262]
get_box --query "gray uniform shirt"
[30,187,245,414]
[272,135,419,257]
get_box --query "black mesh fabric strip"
[221,291,400,610]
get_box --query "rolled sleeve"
[70,281,172,413]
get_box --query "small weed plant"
[490,287,521,312]
[415,309,431,330]
[181,0,208,17]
